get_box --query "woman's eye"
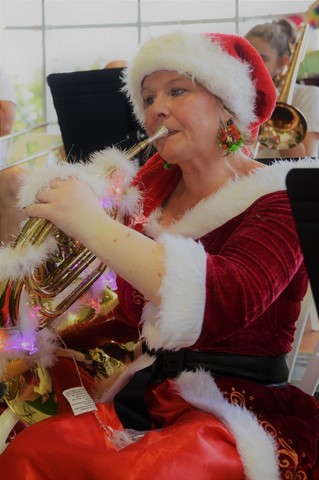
[170,88,185,97]
[143,87,186,107]
[143,96,155,106]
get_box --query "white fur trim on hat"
[123,31,257,131]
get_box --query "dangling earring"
[163,161,171,170]
[217,119,244,155]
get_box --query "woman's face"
[245,35,283,80]
[141,70,223,166]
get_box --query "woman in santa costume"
[0,31,318,479]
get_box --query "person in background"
[0,31,318,479]
[0,66,26,245]
[104,59,128,69]
[245,18,319,158]
[0,65,17,163]
[0,65,16,138]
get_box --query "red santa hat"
[122,31,276,136]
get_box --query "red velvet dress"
[1,154,318,479]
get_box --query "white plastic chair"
[299,340,319,395]
[287,283,319,396]
[287,284,314,381]
[309,299,319,332]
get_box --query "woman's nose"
[150,95,170,119]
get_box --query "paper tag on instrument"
[63,386,97,416]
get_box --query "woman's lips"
[164,128,178,136]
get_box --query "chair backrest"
[47,68,145,163]
[286,166,319,396]
[286,167,319,314]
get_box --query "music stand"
[47,68,145,163]
[286,167,319,314]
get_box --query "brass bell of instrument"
[258,24,309,150]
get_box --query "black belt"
[114,348,289,431]
[151,348,289,386]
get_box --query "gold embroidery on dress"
[228,388,247,407]
[256,420,306,479]
[224,387,254,410]
[132,289,144,305]
[224,388,307,478]
[278,437,305,480]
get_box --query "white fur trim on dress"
[0,147,141,281]
[122,31,257,130]
[145,157,319,240]
[175,370,280,480]
[141,233,207,350]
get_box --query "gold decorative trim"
[223,386,307,478]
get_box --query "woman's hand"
[25,176,164,305]
[25,177,107,244]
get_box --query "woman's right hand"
[25,176,107,245]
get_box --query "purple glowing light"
[0,328,38,355]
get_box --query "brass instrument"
[0,126,167,432]
[258,23,309,150]
[0,125,168,331]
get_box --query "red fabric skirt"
[1,358,318,479]
[0,382,245,480]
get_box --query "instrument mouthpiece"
[148,125,169,144]
[127,125,169,159]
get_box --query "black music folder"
[286,167,319,314]
[47,68,145,162]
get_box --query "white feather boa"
[0,146,141,376]
[0,147,141,282]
